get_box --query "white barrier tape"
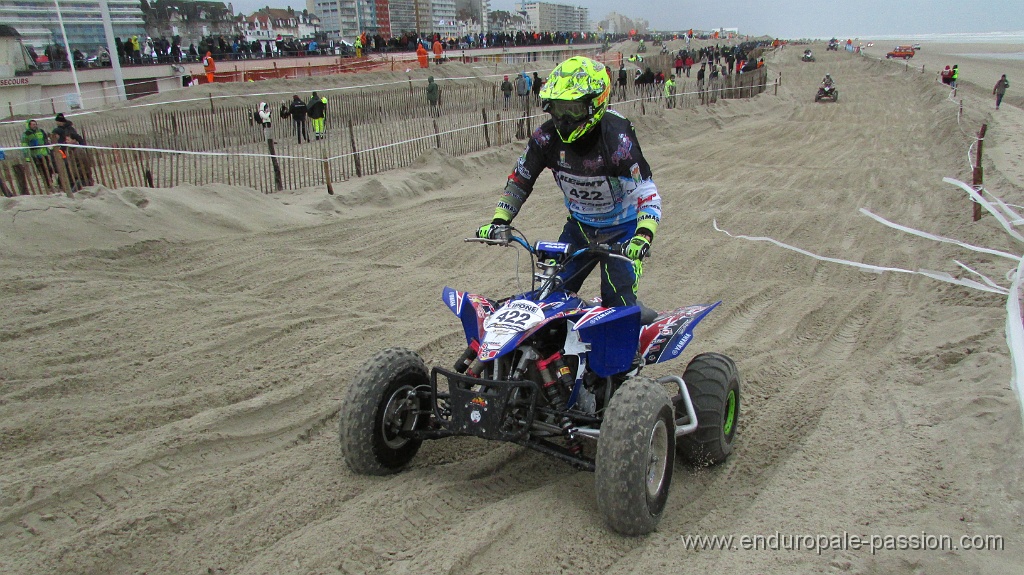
[858,207,1022,262]
[0,141,316,162]
[712,219,1010,295]
[1006,258,1024,423]
[954,260,1009,292]
[944,177,1024,243]
[987,193,1024,228]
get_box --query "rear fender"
[639,302,721,365]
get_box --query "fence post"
[973,124,987,221]
[348,119,362,177]
[209,92,215,114]
[433,119,441,148]
[12,162,30,195]
[322,154,334,195]
[266,137,283,192]
[482,108,490,147]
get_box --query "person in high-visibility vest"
[203,51,215,84]
[354,37,363,58]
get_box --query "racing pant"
[311,117,325,139]
[557,217,641,308]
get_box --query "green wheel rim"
[723,390,737,436]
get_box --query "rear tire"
[595,378,675,536]
[339,347,430,475]
[678,353,740,467]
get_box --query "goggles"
[542,98,593,123]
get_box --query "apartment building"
[0,0,145,50]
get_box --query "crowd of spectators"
[28,30,618,70]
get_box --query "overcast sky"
[232,1,1023,39]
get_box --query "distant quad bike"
[339,227,741,535]
[827,38,839,51]
[802,49,815,62]
[815,84,839,102]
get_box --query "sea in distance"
[842,30,1024,44]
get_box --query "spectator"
[21,119,53,186]
[257,102,272,140]
[532,71,542,106]
[993,74,1009,109]
[616,63,628,100]
[515,71,531,108]
[308,92,327,140]
[664,74,677,108]
[950,65,959,89]
[51,113,91,190]
[426,76,440,117]
[288,95,309,144]
[500,75,513,109]
[203,51,215,83]
[432,37,444,65]
[416,43,429,68]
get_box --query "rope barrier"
[1,76,775,164]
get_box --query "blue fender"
[574,306,641,377]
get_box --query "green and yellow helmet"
[539,56,611,143]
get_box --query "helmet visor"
[543,98,592,123]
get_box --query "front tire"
[678,353,740,466]
[595,378,675,536]
[339,347,430,475]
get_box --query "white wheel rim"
[646,419,669,500]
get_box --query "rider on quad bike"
[477,55,661,310]
[816,73,839,102]
[340,57,742,537]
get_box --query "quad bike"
[802,50,815,62]
[815,84,839,102]
[339,226,741,536]
[827,39,839,51]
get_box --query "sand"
[2,40,1023,574]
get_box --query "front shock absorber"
[453,340,480,375]
[537,351,580,454]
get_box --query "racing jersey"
[498,110,661,232]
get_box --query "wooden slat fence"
[0,67,770,197]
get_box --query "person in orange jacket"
[432,38,444,65]
[202,51,215,83]
[416,43,429,68]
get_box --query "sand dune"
[1,42,1023,574]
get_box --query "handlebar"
[464,225,635,263]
